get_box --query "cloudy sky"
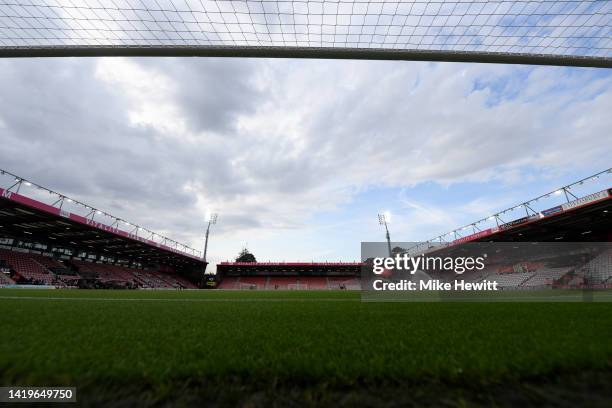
[0,57,610,267]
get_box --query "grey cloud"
[0,57,610,258]
[136,58,264,134]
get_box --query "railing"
[0,168,202,259]
[406,168,612,255]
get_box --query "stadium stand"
[68,259,197,289]
[0,247,201,288]
[583,249,612,284]
[129,269,197,289]
[30,254,67,271]
[148,270,198,289]
[327,276,361,290]
[522,267,573,287]
[217,180,610,291]
[437,254,595,290]
[0,248,54,285]
[403,182,612,290]
[216,276,241,290]
[239,276,268,290]
[267,276,299,290]
[132,271,169,289]
[443,262,575,289]
[455,268,491,284]
[216,263,363,290]
[301,277,328,290]
[73,260,136,285]
[0,245,200,289]
[1,169,609,291]
[487,271,537,288]
[0,271,14,285]
[0,170,205,288]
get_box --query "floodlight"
[378,211,391,225]
[203,212,219,262]
[209,213,218,225]
[377,212,392,257]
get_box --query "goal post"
[0,2,609,68]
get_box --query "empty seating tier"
[0,248,197,289]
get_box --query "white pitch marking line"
[0,295,359,302]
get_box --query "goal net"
[0,1,609,67]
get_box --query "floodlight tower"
[378,212,393,257]
[203,212,218,263]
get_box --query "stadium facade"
[375,186,612,292]
[430,188,612,246]
[216,262,362,289]
[0,171,206,289]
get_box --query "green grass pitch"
[1,288,611,406]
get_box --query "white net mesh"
[0,1,610,65]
